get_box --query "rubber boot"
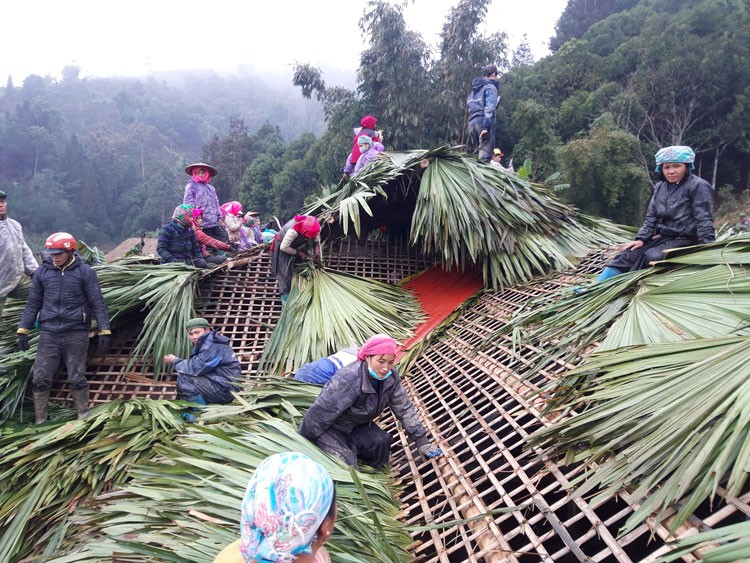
[33,390,50,425]
[72,388,90,420]
[181,395,206,423]
[595,266,622,283]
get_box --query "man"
[294,347,359,385]
[163,317,241,410]
[17,232,111,423]
[466,64,500,162]
[0,190,38,315]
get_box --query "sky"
[1,0,568,83]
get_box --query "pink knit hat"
[357,334,398,360]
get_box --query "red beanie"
[361,115,377,129]
[357,334,398,360]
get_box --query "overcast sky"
[2,0,567,83]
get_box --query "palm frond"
[259,267,424,375]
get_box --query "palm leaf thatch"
[657,521,750,562]
[529,336,750,536]
[259,266,424,375]
[305,145,629,288]
[49,418,411,563]
[0,260,205,422]
[1,381,411,563]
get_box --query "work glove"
[17,333,30,352]
[297,251,309,260]
[314,247,321,261]
[97,334,111,354]
[419,443,442,460]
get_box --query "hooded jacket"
[0,216,38,299]
[466,77,500,129]
[157,220,207,266]
[19,254,110,333]
[298,360,428,448]
[636,172,715,244]
[174,330,242,402]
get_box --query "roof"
[104,237,158,262]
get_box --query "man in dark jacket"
[163,317,241,410]
[466,64,500,162]
[299,334,441,469]
[17,232,111,424]
[157,204,209,268]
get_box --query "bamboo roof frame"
[41,241,749,561]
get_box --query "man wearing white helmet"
[17,232,111,424]
[0,190,38,315]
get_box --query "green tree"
[512,101,561,182]
[550,0,638,52]
[559,113,649,224]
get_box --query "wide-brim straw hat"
[185,162,218,177]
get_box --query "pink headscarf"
[292,215,321,238]
[221,201,243,218]
[357,334,398,360]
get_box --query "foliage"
[550,0,639,52]
[558,113,650,225]
[259,267,424,375]
[529,335,750,535]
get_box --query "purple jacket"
[183,181,221,228]
[354,142,385,173]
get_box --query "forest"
[1,0,748,250]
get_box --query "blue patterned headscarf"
[240,452,334,563]
[654,145,695,172]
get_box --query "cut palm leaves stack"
[529,336,750,536]
[260,266,424,375]
[48,420,411,563]
[306,145,629,288]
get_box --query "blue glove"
[419,443,442,459]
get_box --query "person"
[489,148,512,171]
[163,317,241,412]
[271,215,321,303]
[734,212,750,232]
[345,115,381,174]
[192,208,235,264]
[294,347,359,385]
[353,138,385,174]
[16,232,111,424]
[221,201,245,244]
[466,64,500,162]
[213,451,337,563]
[298,334,442,469]
[239,211,264,249]
[587,145,715,286]
[157,204,209,268]
[0,190,38,315]
[183,162,229,243]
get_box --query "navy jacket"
[466,77,500,128]
[157,221,206,266]
[636,172,715,244]
[19,254,110,333]
[173,330,241,398]
[298,360,428,448]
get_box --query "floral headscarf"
[654,145,695,172]
[240,452,334,563]
[172,204,194,227]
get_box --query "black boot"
[71,388,90,420]
[33,390,50,424]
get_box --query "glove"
[97,334,111,354]
[419,443,442,460]
[17,333,30,352]
[297,251,309,260]
[314,248,321,261]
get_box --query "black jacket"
[19,254,110,333]
[299,360,428,448]
[636,172,715,244]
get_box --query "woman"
[192,208,235,264]
[221,201,245,244]
[591,145,715,284]
[271,215,321,303]
[214,451,337,563]
[298,334,442,469]
[183,162,228,243]
[157,204,209,268]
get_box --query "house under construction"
[41,237,745,562]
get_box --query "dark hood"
[471,77,498,94]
